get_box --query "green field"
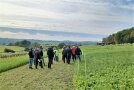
[0,56,74,90]
[74,44,134,90]
[0,55,28,73]
[0,44,134,90]
[0,46,24,53]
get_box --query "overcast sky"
[0,0,134,41]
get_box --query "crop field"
[0,55,28,73]
[0,44,134,90]
[74,44,134,90]
[0,46,24,53]
[0,55,74,90]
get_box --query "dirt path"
[0,59,75,90]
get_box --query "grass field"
[0,55,28,73]
[0,56,74,90]
[0,44,134,90]
[74,44,134,90]
[0,46,24,53]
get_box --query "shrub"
[4,48,15,53]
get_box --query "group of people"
[28,46,59,69]
[62,46,82,64]
[28,45,82,69]
[28,46,45,69]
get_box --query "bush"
[4,48,15,53]
[24,48,29,52]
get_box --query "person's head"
[49,46,53,49]
[30,48,33,51]
[40,45,43,49]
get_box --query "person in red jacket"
[72,46,76,62]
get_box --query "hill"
[103,27,134,44]
[0,38,97,46]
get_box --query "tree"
[15,40,31,47]
[103,27,134,44]
[31,42,41,48]
[58,43,66,49]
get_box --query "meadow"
[74,44,134,90]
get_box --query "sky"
[0,0,134,41]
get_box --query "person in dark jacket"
[40,46,45,66]
[47,47,54,69]
[28,48,34,69]
[35,48,43,69]
[62,46,68,63]
[67,46,72,64]
[75,46,82,61]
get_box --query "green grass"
[0,55,74,90]
[74,44,134,90]
[0,46,24,53]
[0,55,28,73]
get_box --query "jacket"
[29,50,34,58]
[62,48,67,55]
[75,48,82,55]
[47,48,54,58]
[72,47,76,55]
[67,48,72,56]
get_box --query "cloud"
[0,27,106,39]
[0,31,101,41]
[0,0,133,40]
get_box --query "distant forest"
[103,27,134,44]
[0,38,97,46]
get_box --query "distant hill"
[0,38,43,45]
[0,38,97,45]
[103,27,134,44]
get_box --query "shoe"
[29,67,33,69]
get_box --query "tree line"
[102,27,134,44]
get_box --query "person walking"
[62,46,68,63]
[47,47,54,69]
[28,48,34,69]
[35,48,43,69]
[75,46,82,61]
[67,46,72,64]
[72,46,76,62]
